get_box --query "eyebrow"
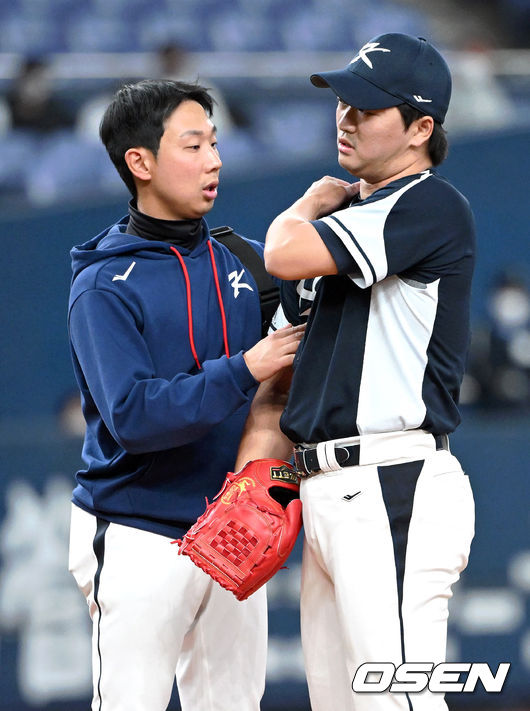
[179,126,217,138]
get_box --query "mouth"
[338,138,354,154]
[202,181,219,200]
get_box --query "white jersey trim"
[320,171,432,288]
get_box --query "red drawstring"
[207,240,230,360]
[170,241,230,371]
[170,246,201,370]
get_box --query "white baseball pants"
[69,504,267,711]
[299,430,475,711]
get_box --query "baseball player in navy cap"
[244,32,476,710]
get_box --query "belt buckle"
[295,447,316,478]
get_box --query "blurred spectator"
[445,39,518,134]
[464,270,530,409]
[76,80,133,143]
[153,41,236,136]
[56,391,85,439]
[0,97,12,135]
[76,42,236,143]
[6,57,75,134]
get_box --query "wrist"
[233,351,259,389]
[290,193,322,221]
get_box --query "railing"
[0,49,528,82]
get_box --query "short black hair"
[397,103,448,166]
[99,79,215,196]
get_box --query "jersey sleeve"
[311,172,475,288]
[69,288,257,454]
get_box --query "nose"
[337,101,357,132]
[208,145,222,171]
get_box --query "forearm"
[266,195,321,250]
[71,292,304,454]
[234,368,295,469]
[264,198,332,281]
[265,177,359,280]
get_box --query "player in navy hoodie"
[67,79,303,711]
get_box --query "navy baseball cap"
[310,33,452,124]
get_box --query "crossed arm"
[235,176,359,468]
[264,176,358,280]
[234,367,295,470]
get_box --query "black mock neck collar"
[126,200,204,250]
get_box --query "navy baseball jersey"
[280,170,476,444]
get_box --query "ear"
[124,147,154,183]
[410,115,434,148]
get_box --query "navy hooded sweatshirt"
[68,214,265,539]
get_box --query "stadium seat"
[250,99,335,159]
[208,10,282,52]
[65,12,136,52]
[0,16,67,53]
[136,11,213,52]
[279,7,355,51]
[24,132,118,205]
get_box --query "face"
[335,101,429,185]
[137,100,222,220]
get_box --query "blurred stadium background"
[0,0,529,709]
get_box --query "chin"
[338,153,358,176]
[198,201,215,216]
[185,206,211,220]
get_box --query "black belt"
[294,434,449,477]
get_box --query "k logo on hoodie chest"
[228,269,254,298]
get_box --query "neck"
[359,156,432,199]
[126,200,204,250]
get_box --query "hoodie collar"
[126,200,205,250]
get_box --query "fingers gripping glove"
[177,458,302,601]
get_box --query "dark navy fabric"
[279,277,322,327]
[69,216,264,538]
[378,459,424,711]
[280,275,372,443]
[92,518,109,707]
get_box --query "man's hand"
[301,176,360,219]
[243,324,304,383]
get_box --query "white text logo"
[228,269,253,298]
[413,94,433,103]
[351,42,391,69]
[351,662,510,693]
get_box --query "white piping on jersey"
[296,276,322,301]
[320,170,432,289]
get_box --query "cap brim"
[310,68,402,111]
